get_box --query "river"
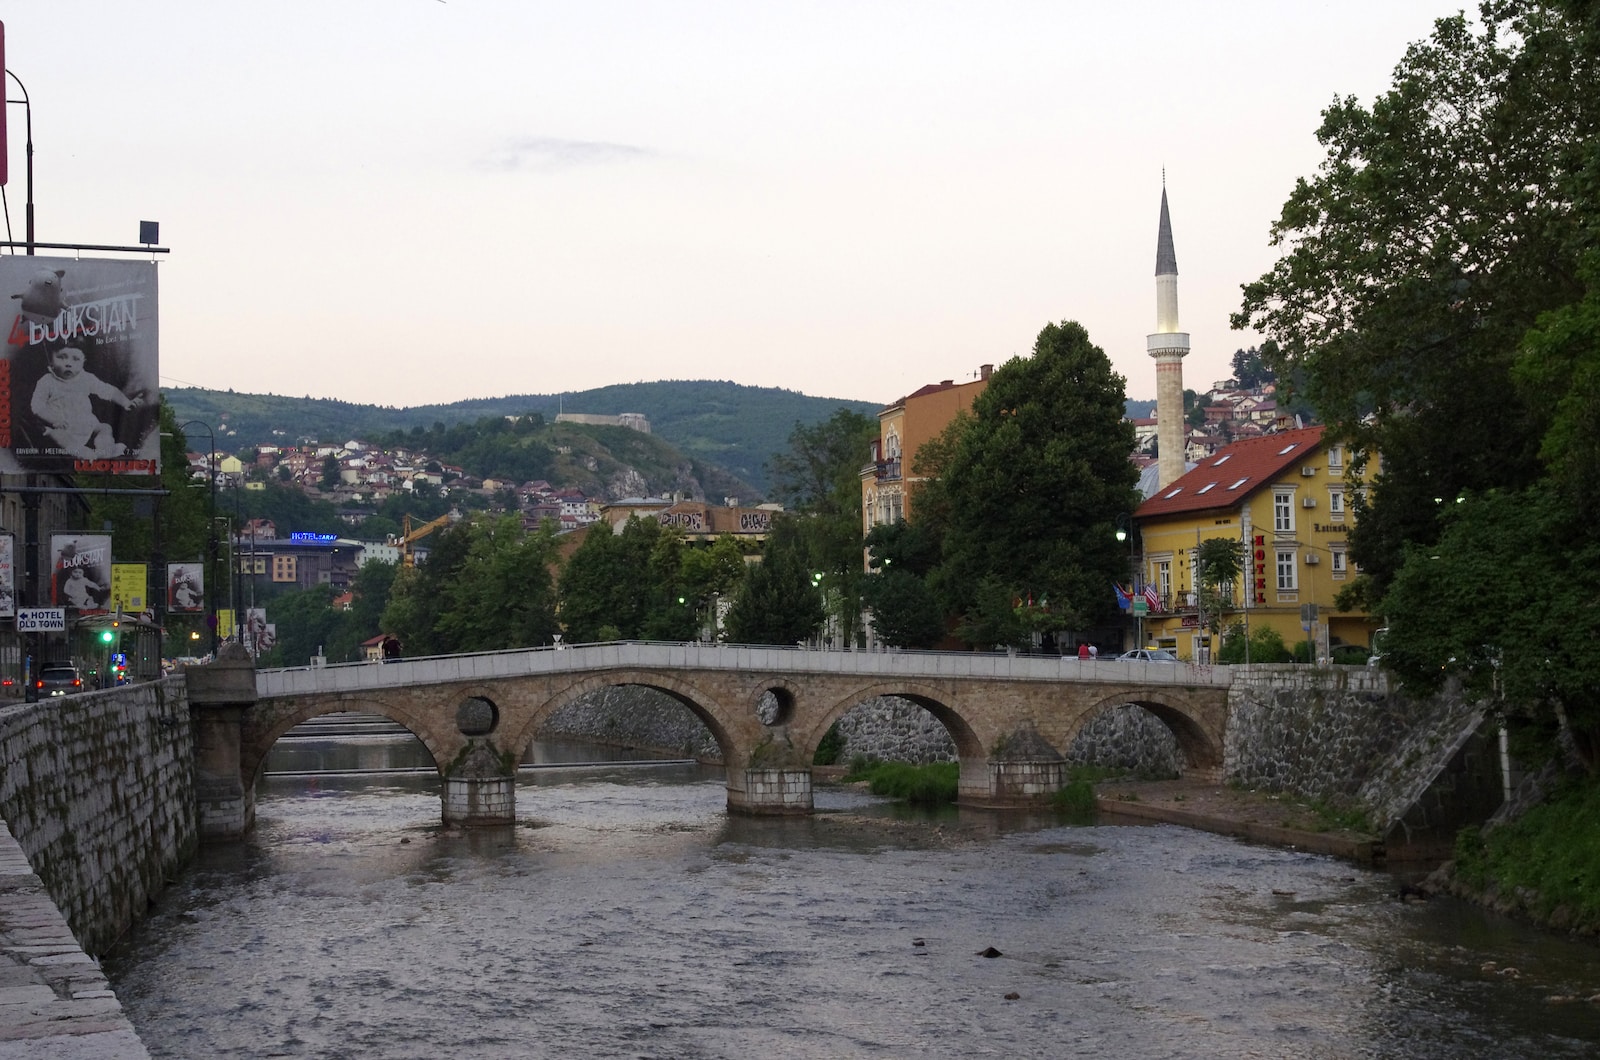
[104,720,1600,1058]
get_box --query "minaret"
[1147,182,1190,489]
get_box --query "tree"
[929,321,1140,646]
[1237,1,1600,767]
[1233,3,1595,591]
[1194,537,1243,636]
[1379,489,1600,770]
[766,409,877,517]
[862,570,944,649]
[559,517,670,642]
[766,407,879,647]
[433,515,560,651]
[724,517,823,645]
[320,455,340,490]
[1230,346,1273,389]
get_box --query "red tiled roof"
[1136,426,1325,519]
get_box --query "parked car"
[36,666,85,697]
[1119,648,1179,663]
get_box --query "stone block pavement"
[0,820,150,1059]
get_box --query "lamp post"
[178,420,219,656]
[5,68,36,253]
[1115,515,1141,651]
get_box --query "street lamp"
[177,420,219,655]
[5,69,37,253]
[1114,514,1141,650]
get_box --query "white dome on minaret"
[1147,183,1190,490]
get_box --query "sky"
[3,1,1451,410]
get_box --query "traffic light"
[100,629,115,644]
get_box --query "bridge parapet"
[257,643,1235,699]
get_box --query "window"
[886,432,901,459]
[272,555,297,583]
[1331,549,1347,575]
[1156,560,1172,599]
[1327,444,1344,470]
[1276,550,1298,591]
[1329,488,1345,521]
[1274,489,1295,532]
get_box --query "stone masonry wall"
[0,679,195,956]
[543,686,722,760]
[1223,666,1491,831]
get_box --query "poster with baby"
[50,534,113,615]
[1,256,160,475]
[0,534,14,619]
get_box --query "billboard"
[50,533,112,615]
[111,563,148,613]
[1,256,160,475]
[0,533,13,618]
[167,561,205,613]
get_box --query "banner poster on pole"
[111,563,147,613]
[0,256,161,475]
[218,609,235,640]
[244,607,276,656]
[0,533,14,618]
[49,533,112,615]
[167,561,204,613]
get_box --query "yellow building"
[860,365,992,534]
[1133,425,1377,662]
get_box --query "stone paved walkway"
[0,820,150,1059]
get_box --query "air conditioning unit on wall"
[1304,552,1320,564]
[1301,466,1317,476]
[1302,496,1316,508]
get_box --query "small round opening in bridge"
[755,688,793,727]
[456,696,500,737]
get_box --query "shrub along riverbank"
[1437,774,1600,938]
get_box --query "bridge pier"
[957,726,1068,808]
[442,739,516,826]
[185,644,260,841]
[727,768,814,816]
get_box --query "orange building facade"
[860,365,992,535]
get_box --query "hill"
[164,381,884,496]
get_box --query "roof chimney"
[980,364,993,380]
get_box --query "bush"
[850,761,959,805]
[1331,644,1369,665]
[1217,624,1295,664]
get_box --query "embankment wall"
[0,679,195,955]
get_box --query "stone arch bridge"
[188,643,1234,834]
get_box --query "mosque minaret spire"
[1148,179,1190,489]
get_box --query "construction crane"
[393,513,454,567]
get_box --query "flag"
[1114,583,1132,610]
[1144,584,1162,611]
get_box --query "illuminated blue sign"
[290,532,339,543]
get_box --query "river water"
[104,720,1600,1059]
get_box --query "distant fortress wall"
[555,413,651,433]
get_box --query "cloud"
[481,137,657,173]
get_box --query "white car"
[1119,648,1179,663]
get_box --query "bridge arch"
[806,681,986,762]
[505,669,736,764]
[1071,688,1223,777]
[240,692,462,787]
